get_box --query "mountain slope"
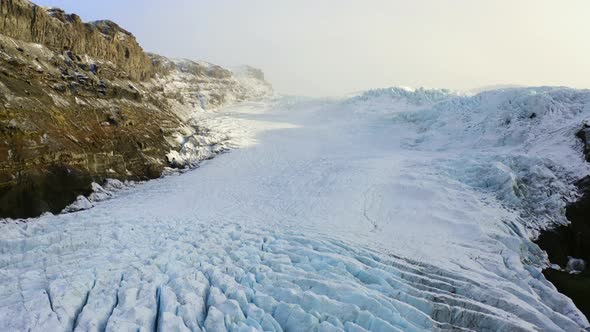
[0,0,272,218]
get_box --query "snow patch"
[566,257,586,274]
[62,195,93,213]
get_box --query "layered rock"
[0,1,272,218]
[0,0,152,80]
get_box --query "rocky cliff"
[0,0,153,80]
[0,0,272,218]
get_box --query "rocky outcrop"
[535,126,590,318]
[577,123,590,162]
[0,1,272,218]
[537,176,590,318]
[0,0,153,80]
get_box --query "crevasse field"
[1,87,590,331]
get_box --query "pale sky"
[33,0,590,96]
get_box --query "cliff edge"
[0,0,272,218]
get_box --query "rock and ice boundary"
[0,0,273,218]
[1,88,590,331]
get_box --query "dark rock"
[76,73,89,84]
[7,57,24,67]
[0,165,93,218]
[576,124,590,161]
[535,125,590,318]
[89,63,98,74]
[537,176,590,267]
[536,175,590,318]
[145,162,164,179]
[52,83,66,92]
[107,115,118,126]
[97,80,107,96]
[543,269,590,318]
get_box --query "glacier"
[1,87,590,331]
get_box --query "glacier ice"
[1,88,590,331]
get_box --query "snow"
[392,87,590,231]
[145,59,273,169]
[1,87,590,331]
[566,258,586,274]
[344,87,457,115]
[61,195,93,213]
[62,180,137,214]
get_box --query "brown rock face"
[0,1,272,218]
[0,0,153,80]
[0,47,174,217]
[577,124,590,162]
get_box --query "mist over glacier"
[32,0,590,96]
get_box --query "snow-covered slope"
[146,56,274,168]
[231,66,274,100]
[0,88,589,331]
[345,87,457,114]
[362,87,590,232]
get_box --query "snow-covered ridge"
[140,53,274,170]
[231,65,274,101]
[343,87,457,114]
[348,87,456,105]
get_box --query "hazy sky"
[33,0,590,96]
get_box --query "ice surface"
[1,88,590,331]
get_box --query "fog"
[34,0,590,96]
